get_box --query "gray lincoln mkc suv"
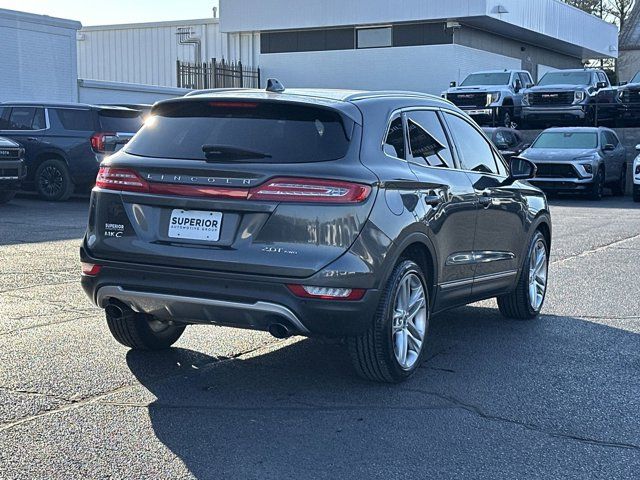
[81,82,552,383]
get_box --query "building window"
[356,27,392,49]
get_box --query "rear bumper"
[81,246,380,337]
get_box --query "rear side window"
[384,116,405,159]
[0,107,9,129]
[99,110,144,133]
[443,113,500,175]
[406,110,453,168]
[127,101,351,163]
[604,131,619,147]
[55,109,94,131]
[6,107,45,130]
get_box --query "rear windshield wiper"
[202,144,272,161]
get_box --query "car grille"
[0,167,21,178]
[535,163,578,178]
[529,91,574,106]
[620,89,640,104]
[447,93,487,108]
[0,148,21,160]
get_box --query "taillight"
[90,132,116,153]
[81,262,102,276]
[287,285,366,301]
[248,178,371,203]
[96,167,149,192]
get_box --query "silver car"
[521,127,627,200]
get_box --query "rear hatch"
[85,97,378,278]
[93,108,145,155]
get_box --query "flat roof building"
[220,0,619,93]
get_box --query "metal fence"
[176,59,261,90]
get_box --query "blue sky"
[0,0,219,25]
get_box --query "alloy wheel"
[39,165,64,198]
[528,239,548,311]
[392,272,427,370]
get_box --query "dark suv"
[80,86,551,383]
[0,102,144,201]
[522,69,617,126]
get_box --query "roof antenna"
[266,78,285,93]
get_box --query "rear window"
[532,132,598,149]
[125,101,352,163]
[99,110,144,133]
[55,109,94,131]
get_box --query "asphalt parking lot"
[0,195,639,479]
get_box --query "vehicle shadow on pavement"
[547,196,640,209]
[125,304,640,479]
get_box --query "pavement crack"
[551,233,640,266]
[403,388,640,451]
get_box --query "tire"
[612,165,627,197]
[499,106,514,128]
[348,259,430,383]
[498,231,549,320]
[0,190,16,204]
[634,185,640,203]
[35,159,74,201]
[588,167,605,201]
[106,309,185,350]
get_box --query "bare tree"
[563,0,602,14]
[604,0,636,30]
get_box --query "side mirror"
[596,81,608,89]
[450,81,457,88]
[603,144,615,152]
[635,144,640,152]
[514,79,522,93]
[505,156,537,184]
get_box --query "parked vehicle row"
[444,68,630,129]
[0,102,145,201]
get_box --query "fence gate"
[176,58,261,90]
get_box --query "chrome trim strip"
[474,270,518,283]
[96,286,310,334]
[446,251,515,266]
[438,270,518,290]
[439,278,474,290]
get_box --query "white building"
[219,0,619,93]
[77,17,259,88]
[0,8,81,102]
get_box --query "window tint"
[597,72,608,84]
[384,116,405,159]
[406,110,453,168]
[461,73,510,86]
[0,107,9,130]
[605,131,619,147]
[127,101,351,163]
[518,72,531,86]
[8,107,37,130]
[356,27,392,48]
[99,111,144,132]
[56,109,94,131]
[495,130,516,148]
[32,108,46,130]
[444,113,499,174]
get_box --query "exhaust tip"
[105,303,124,320]
[268,323,292,339]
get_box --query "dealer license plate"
[168,209,223,242]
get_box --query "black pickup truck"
[0,136,26,204]
[521,69,617,127]
[616,71,640,126]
